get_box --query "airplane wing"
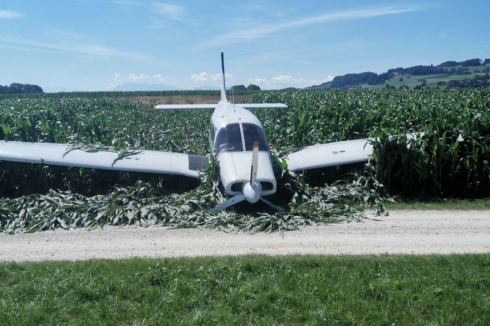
[155,103,288,110]
[284,139,373,172]
[155,104,217,110]
[285,133,425,172]
[0,141,207,178]
[239,104,288,109]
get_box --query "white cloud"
[271,75,305,85]
[112,1,144,6]
[0,10,25,19]
[311,75,335,85]
[211,73,234,82]
[47,28,85,38]
[247,77,267,85]
[151,3,184,20]
[244,75,310,88]
[210,73,221,82]
[192,72,234,84]
[127,73,150,82]
[108,73,167,89]
[0,36,151,60]
[113,73,122,82]
[153,74,166,83]
[146,19,165,29]
[191,72,209,83]
[196,5,421,49]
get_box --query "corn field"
[0,88,489,233]
[252,88,490,198]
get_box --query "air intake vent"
[260,182,274,191]
[231,182,243,192]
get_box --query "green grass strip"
[1,254,489,325]
[386,198,490,210]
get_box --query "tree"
[459,58,482,67]
[22,84,43,93]
[230,85,246,91]
[246,84,261,91]
[0,83,43,94]
[399,77,403,82]
[0,86,10,94]
[447,80,461,88]
[483,58,490,66]
[9,83,23,93]
[440,61,458,68]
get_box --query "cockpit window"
[243,123,269,151]
[215,123,243,153]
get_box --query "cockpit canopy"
[215,123,269,153]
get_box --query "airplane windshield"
[243,123,269,151]
[215,123,243,153]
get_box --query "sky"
[1,0,489,92]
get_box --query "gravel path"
[1,210,489,262]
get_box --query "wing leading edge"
[239,103,288,109]
[155,103,288,110]
[0,141,207,178]
[285,139,373,172]
[155,104,217,110]
[285,133,424,172]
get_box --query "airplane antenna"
[220,52,227,102]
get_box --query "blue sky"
[1,0,489,92]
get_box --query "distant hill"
[113,83,179,91]
[308,58,490,90]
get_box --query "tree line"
[0,83,43,94]
[440,58,485,67]
[230,84,261,91]
[445,74,490,89]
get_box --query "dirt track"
[1,210,489,262]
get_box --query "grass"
[386,198,490,211]
[1,254,489,325]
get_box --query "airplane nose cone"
[243,182,261,204]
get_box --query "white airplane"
[0,53,374,212]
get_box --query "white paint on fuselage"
[211,100,262,130]
[210,100,277,197]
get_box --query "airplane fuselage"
[209,100,276,197]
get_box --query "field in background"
[125,94,252,106]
